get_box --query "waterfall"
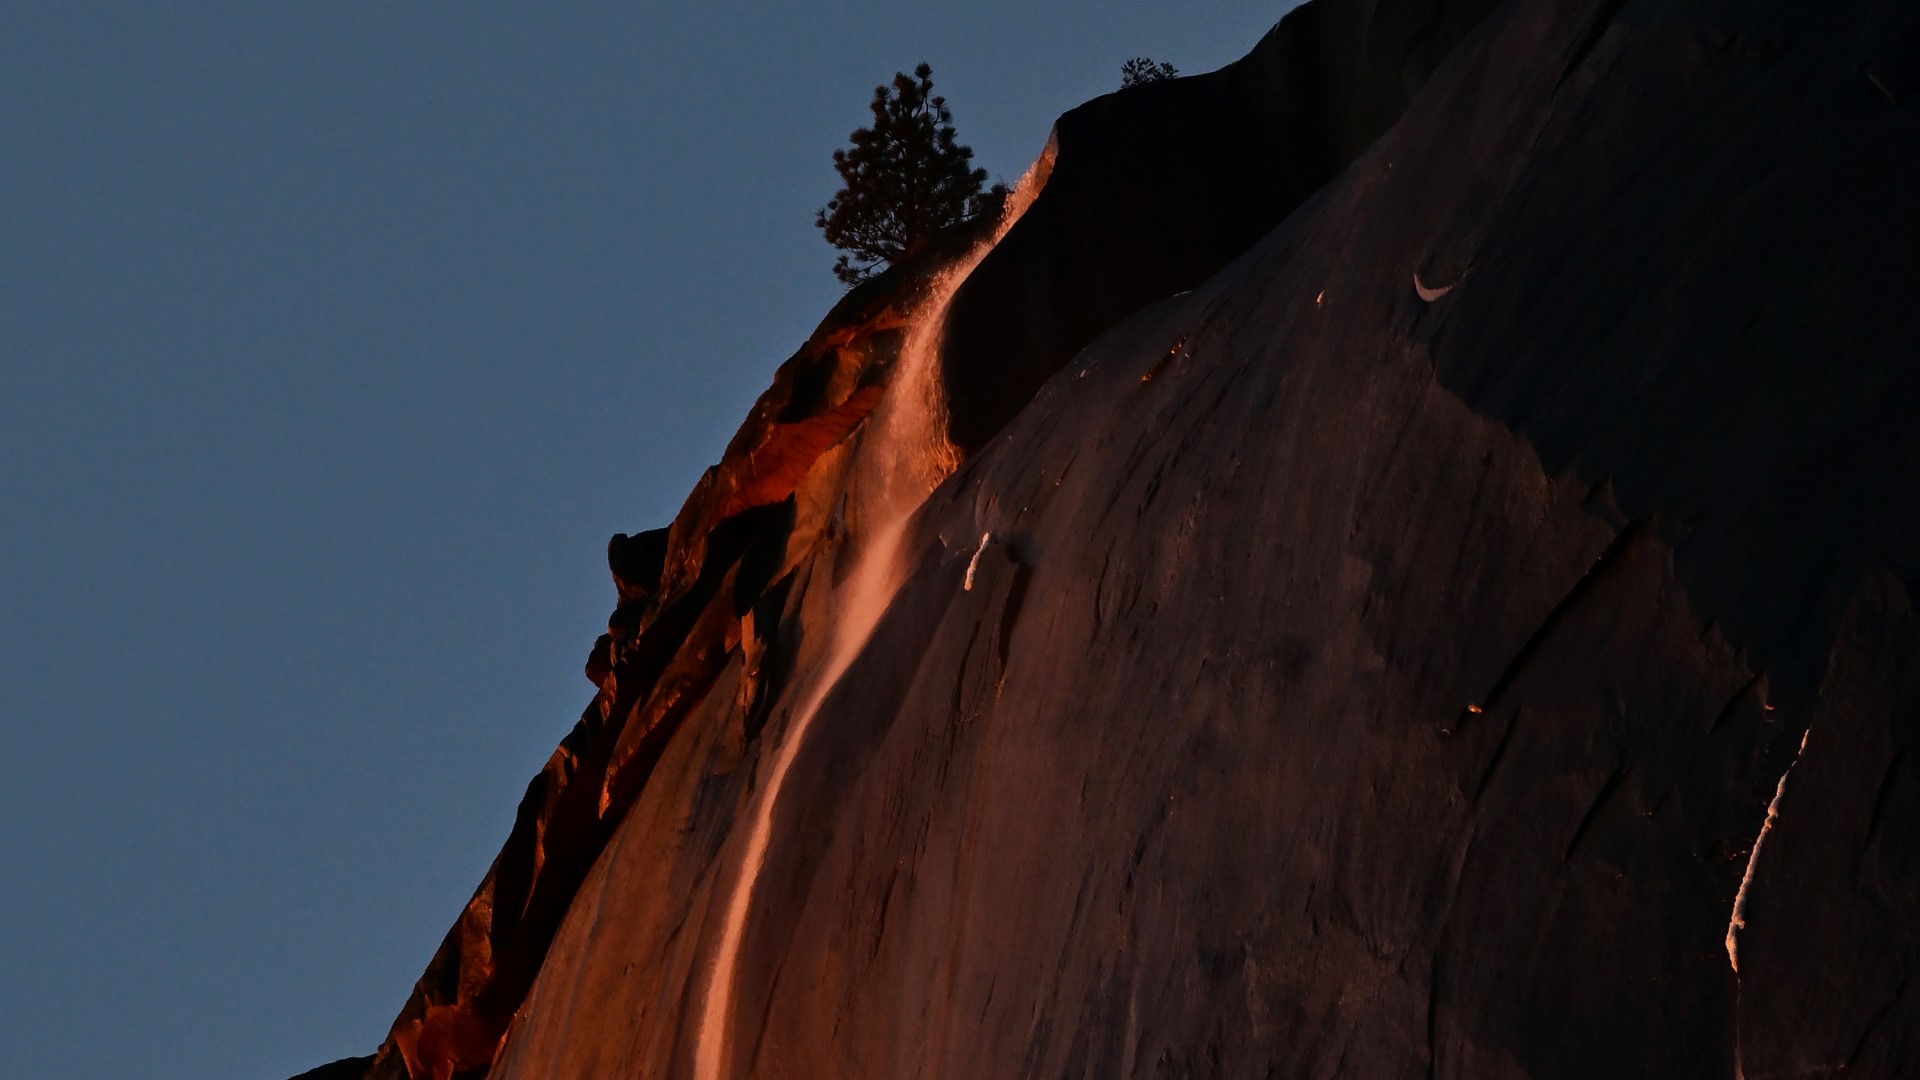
[693,142,1053,1080]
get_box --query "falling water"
[693,144,1053,1080]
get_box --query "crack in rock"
[1726,726,1811,973]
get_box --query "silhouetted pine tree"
[1120,57,1179,87]
[816,63,1004,285]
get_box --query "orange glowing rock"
[393,1004,498,1080]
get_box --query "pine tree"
[816,63,1004,286]
[1120,57,1180,88]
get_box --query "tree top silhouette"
[816,63,1003,286]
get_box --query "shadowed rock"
[309,0,1920,1075]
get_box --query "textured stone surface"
[310,0,1920,1075]
[938,0,1501,453]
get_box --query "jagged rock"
[607,527,669,605]
[310,0,1920,1075]
[343,174,1004,1080]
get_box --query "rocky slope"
[318,0,1920,1075]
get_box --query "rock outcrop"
[322,0,1920,1075]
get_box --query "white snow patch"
[964,532,992,591]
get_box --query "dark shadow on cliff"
[940,0,1502,454]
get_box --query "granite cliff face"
[314,0,1920,1075]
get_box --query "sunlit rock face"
[323,0,1920,1076]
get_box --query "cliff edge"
[324,0,1920,1075]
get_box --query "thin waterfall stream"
[693,147,1052,1080]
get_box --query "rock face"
[328,0,1920,1076]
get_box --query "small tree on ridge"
[1121,57,1179,87]
[816,63,1004,286]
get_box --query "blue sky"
[0,3,1296,1076]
